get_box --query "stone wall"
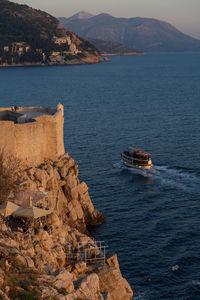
[0,104,65,166]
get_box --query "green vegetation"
[0,0,59,47]
[0,0,63,64]
[0,0,100,65]
[85,37,141,54]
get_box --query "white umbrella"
[13,206,52,219]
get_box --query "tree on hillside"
[0,150,20,204]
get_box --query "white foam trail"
[114,161,200,192]
[113,161,128,170]
[133,293,147,300]
[154,165,199,182]
[192,280,200,286]
[172,264,179,271]
[113,161,155,177]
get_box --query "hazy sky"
[13,0,200,39]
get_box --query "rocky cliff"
[0,153,133,299]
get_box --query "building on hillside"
[53,36,71,45]
[3,46,9,52]
[11,42,30,56]
[69,44,81,55]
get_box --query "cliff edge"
[0,152,133,299]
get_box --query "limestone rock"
[75,273,103,300]
[0,268,5,287]
[55,295,67,300]
[24,255,35,268]
[58,158,75,179]
[37,274,55,284]
[39,230,53,251]
[0,224,8,232]
[103,292,112,300]
[71,200,84,219]
[40,286,58,299]
[0,289,10,300]
[26,167,36,179]
[97,262,133,300]
[107,254,119,269]
[53,245,66,268]
[0,153,133,299]
[78,182,88,195]
[53,269,74,293]
[0,238,18,248]
[21,246,35,257]
[64,295,76,300]
[42,164,54,177]
[15,254,27,267]
[34,168,49,188]
[73,261,87,276]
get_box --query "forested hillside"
[0,0,101,65]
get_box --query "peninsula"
[0,0,102,67]
[0,104,133,299]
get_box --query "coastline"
[0,104,133,299]
[0,56,103,68]
[101,52,144,56]
[0,152,134,299]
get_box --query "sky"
[13,0,200,39]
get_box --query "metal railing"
[65,240,108,265]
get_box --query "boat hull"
[121,152,152,169]
[122,159,152,169]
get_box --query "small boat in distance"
[121,147,153,169]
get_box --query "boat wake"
[113,161,200,192]
[113,161,159,177]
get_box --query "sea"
[0,53,200,300]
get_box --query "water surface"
[1,53,200,299]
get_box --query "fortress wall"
[0,105,65,166]
[34,115,60,161]
[0,121,15,153]
[14,120,46,165]
[55,105,65,157]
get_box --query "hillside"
[86,37,143,54]
[59,12,200,52]
[0,0,102,66]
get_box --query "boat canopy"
[128,147,150,155]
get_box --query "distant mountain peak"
[68,11,94,20]
[59,13,200,52]
[96,13,112,17]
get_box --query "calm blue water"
[1,53,200,299]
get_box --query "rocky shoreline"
[0,55,103,68]
[102,52,144,56]
[0,153,133,299]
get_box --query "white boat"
[121,147,152,169]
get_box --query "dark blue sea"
[1,53,200,300]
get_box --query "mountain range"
[59,12,200,52]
